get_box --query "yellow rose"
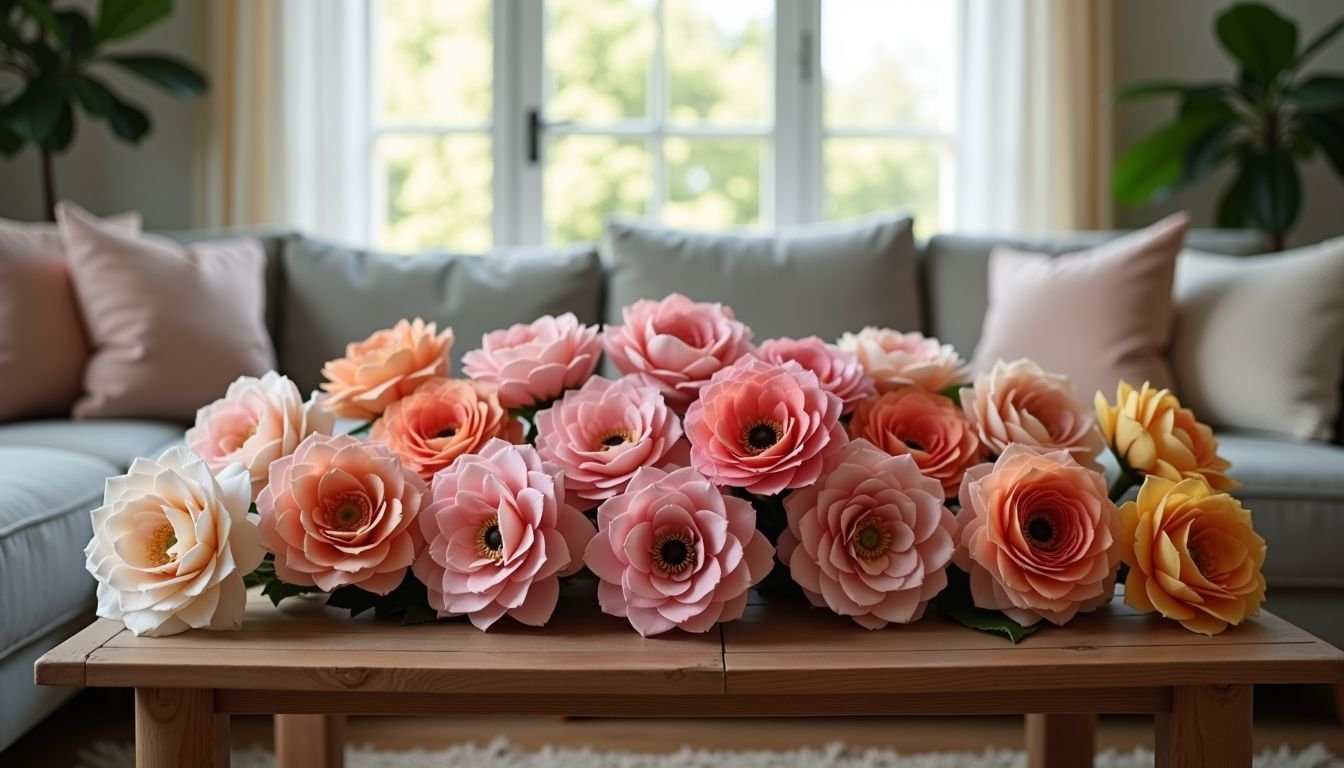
[1094,381,1238,490]
[1119,475,1266,635]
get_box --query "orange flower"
[1120,475,1266,635]
[1094,381,1237,490]
[320,318,454,420]
[848,387,982,498]
[371,378,523,481]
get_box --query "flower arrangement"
[85,293,1266,640]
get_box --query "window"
[370,0,958,251]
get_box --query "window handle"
[526,109,572,164]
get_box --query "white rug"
[74,738,1344,767]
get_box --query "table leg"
[1155,685,1252,767]
[1334,683,1344,726]
[276,714,346,768]
[1025,713,1095,768]
[134,688,225,767]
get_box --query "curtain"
[956,0,1115,233]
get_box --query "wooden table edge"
[33,618,123,687]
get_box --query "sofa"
[3,218,1342,751]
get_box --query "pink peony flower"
[186,371,334,500]
[462,312,602,409]
[319,318,454,420]
[584,465,775,636]
[754,336,875,414]
[780,440,957,629]
[534,375,689,510]
[371,377,523,482]
[684,357,846,496]
[257,434,425,595]
[602,293,753,412]
[848,388,983,498]
[954,444,1120,626]
[412,439,595,630]
[961,358,1104,470]
[837,328,968,393]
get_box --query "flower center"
[852,521,892,561]
[225,424,257,453]
[1023,512,1059,551]
[651,531,694,575]
[331,493,371,531]
[436,424,460,439]
[741,420,783,455]
[1189,544,1211,577]
[148,522,178,567]
[903,437,924,452]
[476,517,504,562]
[595,429,635,451]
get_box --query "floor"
[5,685,1342,766]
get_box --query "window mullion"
[505,0,545,246]
[774,0,821,227]
[649,0,667,221]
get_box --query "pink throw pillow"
[57,201,276,422]
[971,213,1190,404]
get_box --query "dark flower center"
[330,493,372,532]
[436,424,459,439]
[595,429,635,451]
[651,532,694,575]
[852,521,892,560]
[904,438,924,452]
[742,420,783,454]
[476,517,504,561]
[1024,513,1058,551]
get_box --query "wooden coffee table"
[36,581,1344,768]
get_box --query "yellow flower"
[1119,475,1266,635]
[1094,381,1238,490]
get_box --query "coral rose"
[602,293,753,412]
[1095,381,1238,490]
[780,440,957,628]
[954,444,1120,626]
[412,439,595,630]
[257,434,425,595]
[1119,475,1266,635]
[684,357,847,496]
[85,446,264,636]
[371,378,523,482]
[462,312,602,409]
[837,328,968,393]
[754,336,875,414]
[319,318,454,420]
[848,387,982,498]
[584,465,775,636]
[534,375,689,509]
[962,358,1104,470]
[186,371,335,500]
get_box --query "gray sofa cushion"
[604,215,920,343]
[0,420,182,469]
[281,237,604,393]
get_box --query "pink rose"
[954,444,1120,626]
[320,318,454,420]
[602,293,753,412]
[412,439,595,630]
[257,434,425,595]
[754,336,875,414]
[780,440,957,629]
[371,378,523,482]
[584,465,775,636]
[685,357,846,496]
[462,312,602,409]
[962,358,1104,470]
[186,371,334,500]
[848,387,983,498]
[837,328,968,393]
[534,375,689,510]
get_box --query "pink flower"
[584,465,774,636]
[954,444,1120,626]
[754,336,875,414]
[186,371,334,500]
[412,439,595,630]
[462,313,602,409]
[780,440,957,629]
[320,318,454,420]
[371,378,523,482]
[837,328,968,393]
[848,388,983,498]
[257,434,425,595]
[961,358,1104,470]
[603,293,753,412]
[684,357,846,496]
[534,375,689,510]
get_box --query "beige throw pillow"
[57,202,276,422]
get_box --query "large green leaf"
[1216,3,1298,84]
[1294,13,1344,69]
[94,0,172,44]
[937,569,1040,644]
[1215,169,1250,229]
[1244,147,1302,235]
[55,9,94,58]
[71,75,116,116]
[107,97,149,142]
[105,55,207,98]
[40,102,74,152]
[1290,76,1344,114]
[1182,121,1237,184]
[0,124,22,156]
[1298,111,1344,178]
[1111,106,1235,206]
[16,0,67,45]
[0,82,65,142]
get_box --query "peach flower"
[534,375,689,509]
[603,293,753,412]
[837,328,968,393]
[961,358,1104,470]
[85,447,263,636]
[462,312,602,409]
[319,318,454,420]
[685,357,847,496]
[1119,475,1266,635]
[754,336,875,414]
[954,445,1120,626]
[412,439,595,630]
[186,371,335,500]
[1095,381,1238,490]
[780,440,957,629]
[848,387,982,498]
[257,434,425,595]
[371,378,523,481]
[584,465,775,636]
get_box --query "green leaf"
[94,0,171,44]
[325,585,380,618]
[261,578,323,608]
[0,124,22,156]
[16,0,68,45]
[105,55,207,99]
[1294,13,1344,69]
[1215,168,1251,229]
[242,553,275,589]
[940,385,963,408]
[1181,120,1237,184]
[1244,147,1302,236]
[1298,111,1344,178]
[1111,106,1234,206]
[1290,76,1344,114]
[55,9,94,58]
[1216,3,1298,84]
[937,568,1040,644]
[71,75,116,116]
[0,82,66,142]
[40,101,74,152]
[107,97,149,142]
[1179,85,1233,116]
